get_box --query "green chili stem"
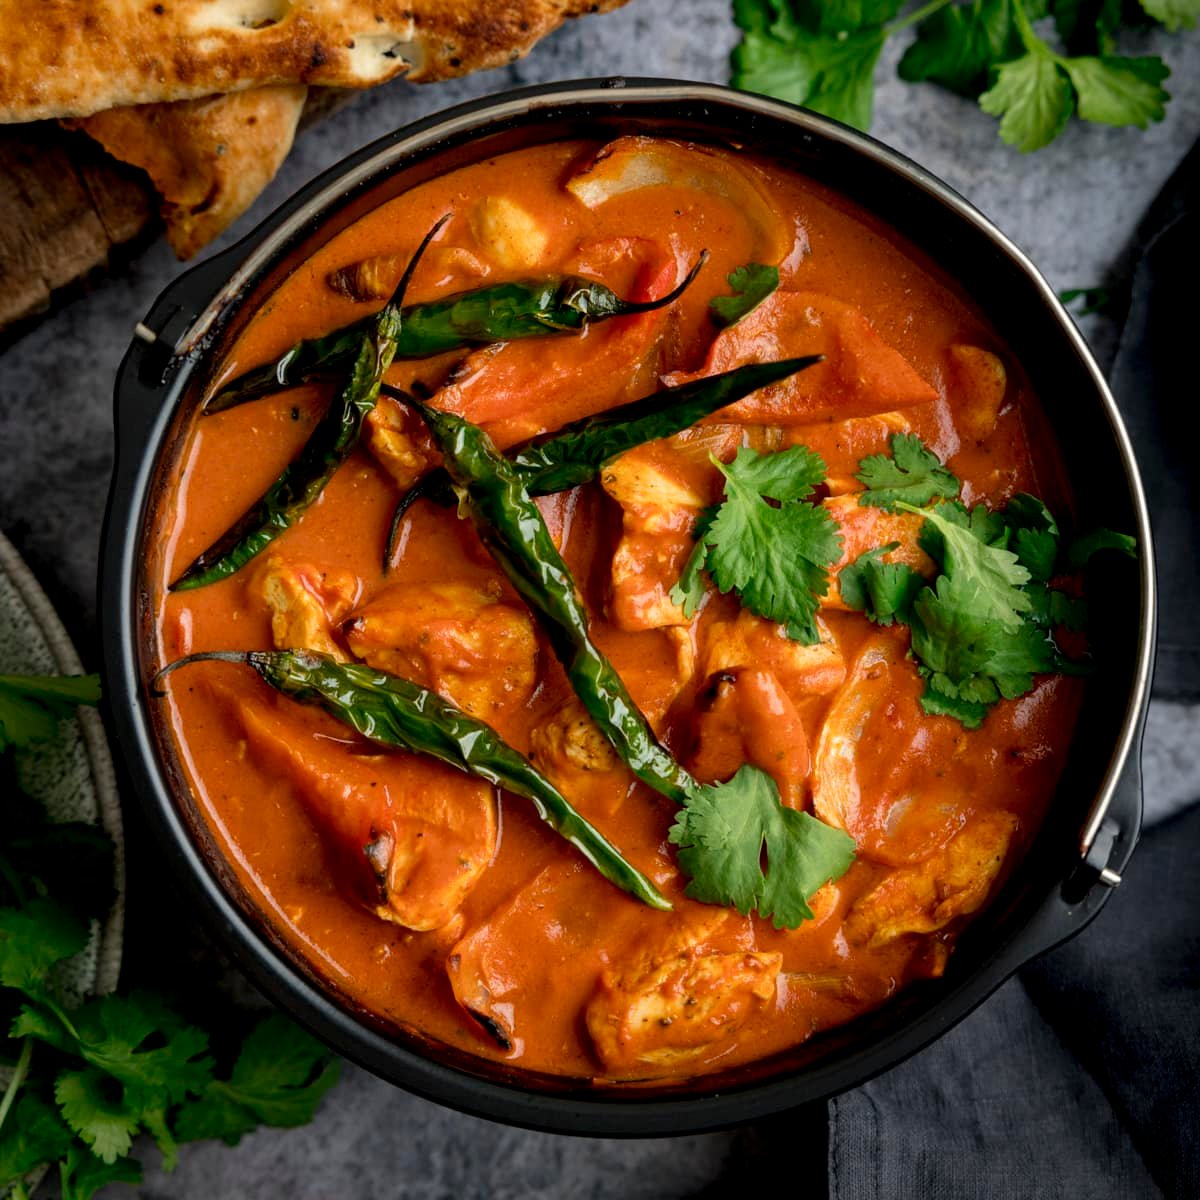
[155,652,670,912]
[0,1036,31,1137]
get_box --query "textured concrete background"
[0,1,1197,1195]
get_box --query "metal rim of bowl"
[101,78,1156,1136]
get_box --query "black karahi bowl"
[99,80,1155,1136]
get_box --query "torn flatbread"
[0,0,630,123]
[65,85,305,258]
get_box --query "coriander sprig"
[731,0,1187,152]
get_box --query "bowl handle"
[995,749,1144,974]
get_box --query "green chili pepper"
[404,398,697,805]
[154,650,669,912]
[172,218,448,591]
[380,355,823,567]
[203,252,709,415]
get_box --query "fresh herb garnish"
[0,673,100,752]
[669,446,842,644]
[708,263,780,327]
[855,432,961,511]
[730,0,1185,152]
[669,765,857,929]
[0,678,340,1196]
[1068,526,1138,566]
[838,543,926,625]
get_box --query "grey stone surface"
[0,1,1197,1196]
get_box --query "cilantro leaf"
[980,50,1075,151]
[720,444,826,502]
[731,1,896,129]
[669,537,711,619]
[856,433,960,511]
[702,447,842,644]
[899,0,1014,94]
[1002,492,1060,580]
[1054,0,1123,54]
[0,897,89,990]
[71,992,214,1107]
[669,765,856,929]
[839,543,925,626]
[55,1069,141,1164]
[1025,582,1089,631]
[59,1143,143,1200]
[0,1092,73,1185]
[904,502,1033,626]
[1068,527,1138,566]
[1140,0,1200,31]
[0,673,100,752]
[910,574,1057,705]
[709,263,780,327]
[918,680,992,729]
[175,1013,340,1146]
[1062,54,1170,127]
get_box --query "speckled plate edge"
[0,531,125,993]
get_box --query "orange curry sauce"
[154,138,1081,1082]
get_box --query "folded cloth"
[826,142,1200,1200]
[1110,142,1200,700]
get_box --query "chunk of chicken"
[530,696,621,774]
[602,446,709,631]
[469,195,550,272]
[343,582,537,726]
[363,394,435,491]
[447,859,648,1052]
[237,700,496,932]
[822,494,935,611]
[812,633,971,865]
[255,558,360,660]
[585,914,782,1074]
[701,609,845,698]
[663,291,938,425]
[691,668,811,804]
[845,812,1018,948]
[946,345,1007,444]
[794,410,914,495]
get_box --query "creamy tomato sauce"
[154,138,1081,1082]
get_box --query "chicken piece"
[237,700,496,932]
[663,291,938,425]
[812,633,973,865]
[585,914,782,1074]
[701,609,845,698]
[447,859,648,1052]
[469,195,550,272]
[529,696,630,817]
[822,494,935,611]
[255,558,361,660]
[845,812,1019,948]
[792,410,915,495]
[946,345,1007,444]
[363,393,436,491]
[530,696,621,774]
[690,668,811,804]
[343,582,537,725]
[602,445,710,631]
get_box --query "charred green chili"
[154,649,670,912]
[172,219,448,591]
[204,253,709,415]
[381,355,823,564]
[404,398,697,806]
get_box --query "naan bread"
[65,85,306,258]
[0,0,630,123]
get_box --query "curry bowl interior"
[114,82,1151,1130]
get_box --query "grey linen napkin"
[826,145,1200,1200]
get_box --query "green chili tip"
[619,249,710,315]
[151,650,262,696]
